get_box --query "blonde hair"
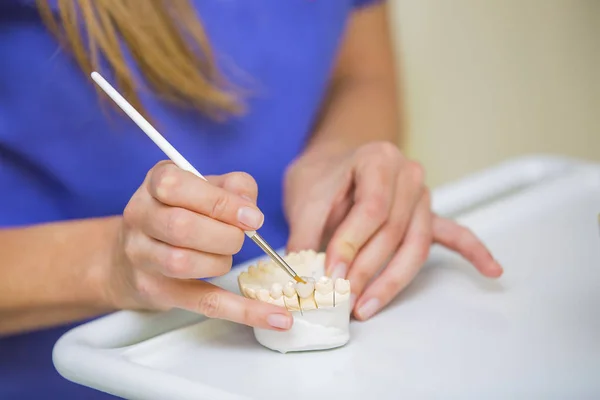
[36,0,243,121]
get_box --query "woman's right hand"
[105,161,293,331]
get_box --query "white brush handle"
[90,72,256,237]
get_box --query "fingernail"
[241,195,254,202]
[267,314,292,329]
[237,207,264,229]
[493,260,504,276]
[329,262,347,280]
[356,298,380,320]
[350,294,356,309]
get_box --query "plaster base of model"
[237,250,351,353]
[254,301,350,353]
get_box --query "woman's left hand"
[284,140,503,321]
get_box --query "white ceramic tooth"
[315,276,332,293]
[256,288,271,303]
[303,249,315,264]
[334,278,351,304]
[286,252,299,267]
[314,276,334,308]
[268,283,285,307]
[314,252,326,276]
[282,281,295,297]
[301,250,316,275]
[245,287,257,299]
[248,265,260,277]
[270,283,283,298]
[298,250,309,263]
[294,278,314,298]
[334,278,350,293]
[295,277,317,310]
[238,271,249,283]
[283,281,300,310]
[258,260,274,274]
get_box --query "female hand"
[284,141,503,321]
[105,161,293,331]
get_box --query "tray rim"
[51,154,599,399]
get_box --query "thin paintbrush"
[90,71,306,284]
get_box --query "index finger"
[147,162,264,231]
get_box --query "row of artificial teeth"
[243,250,325,280]
[243,276,350,311]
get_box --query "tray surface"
[53,156,600,399]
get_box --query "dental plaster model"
[237,250,351,353]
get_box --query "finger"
[432,216,503,277]
[318,195,353,251]
[325,157,399,273]
[152,278,294,331]
[124,231,233,279]
[354,191,433,320]
[147,162,264,231]
[326,154,419,277]
[206,171,259,203]
[343,162,425,295]
[138,199,246,255]
[285,171,353,253]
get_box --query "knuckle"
[197,291,221,318]
[413,231,433,261]
[422,187,431,204]
[386,218,407,235]
[150,163,180,201]
[210,193,230,220]
[135,275,161,300]
[122,202,136,226]
[162,249,189,277]
[376,141,401,160]
[411,229,434,247]
[122,233,140,264]
[409,161,425,185]
[384,274,405,294]
[351,268,372,290]
[417,240,432,263]
[232,171,258,194]
[165,208,191,243]
[360,140,399,159]
[122,193,143,226]
[335,239,359,260]
[363,195,388,221]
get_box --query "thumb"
[161,279,293,331]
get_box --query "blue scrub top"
[0,0,381,398]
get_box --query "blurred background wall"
[388,0,600,187]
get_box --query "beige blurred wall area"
[389,0,600,187]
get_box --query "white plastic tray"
[52,155,600,399]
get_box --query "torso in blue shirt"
[0,0,379,398]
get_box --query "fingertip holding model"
[238,250,352,353]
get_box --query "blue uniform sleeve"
[0,147,64,227]
[353,0,385,8]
